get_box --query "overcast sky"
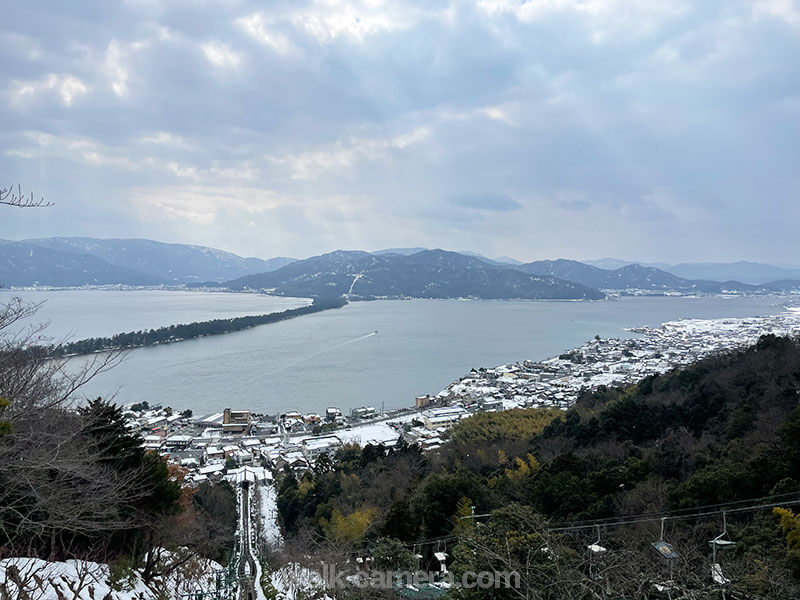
[2,0,799,263]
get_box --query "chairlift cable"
[349,492,800,557]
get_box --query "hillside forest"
[275,334,800,599]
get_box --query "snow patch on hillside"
[0,553,222,600]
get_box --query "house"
[165,414,182,429]
[261,436,282,448]
[222,408,252,434]
[198,463,225,482]
[275,455,310,474]
[143,435,163,450]
[228,466,271,485]
[235,450,254,464]
[351,406,376,420]
[421,436,443,450]
[165,434,192,449]
[145,415,168,429]
[302,435,342,460]
[421,406,469,429]
[284,418,306,433]
[241,438,261,456]
[479,397,503,411]
[224,408,251,424]
[196,412,225,428]
[205,446,224,460]
[415,395,433,408]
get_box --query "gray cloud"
[449,193,522,212]
[2,1,800,263]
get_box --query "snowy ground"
[335,412,418,445]
[270,563,330,600]
[290,412,417,448]
[258,482,282,546]
[0,553,221,600]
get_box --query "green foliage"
[411,469,491,538]
[108,555,138,592]
[192,480,238,563]
[370,537,417,571]
[321,506,378,542]
[380,497,415,541]
[82,397,182,527]
[276,441,427,541]
[259,559,282,600]
[558,349,584,363]
[449,407,563,443]
[775,507,800,574]
[449,504,563,600]
[80,398,144,470]
[280,335,800,594]
[312,422,339,435]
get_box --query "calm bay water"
[0,289,309,339]
[1,290,789,415]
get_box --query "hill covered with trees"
[275,334,800,598]
[0,297,237,596]
[226,249,606,300]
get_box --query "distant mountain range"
[2,237,799,300]
[0,240,164,287]
[226,250,605,300]
[1,238,294,286]
[515,259,789,294]
[586,258,800,285]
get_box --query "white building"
[302,435,342,460]
[421,406,469,429]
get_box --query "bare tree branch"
[0,184,52,208]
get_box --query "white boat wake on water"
[228,331,379,394]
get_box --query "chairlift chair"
[587,524,608,556]
[587,525,608,596]
[708,512,736,597]
[651,517,680,561]
[650,517,680,600]
[412,543,423,569]
[708,511,737,562]
[434,551,448,574]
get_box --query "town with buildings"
[126,307,800,485]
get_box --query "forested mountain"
[23,237,295,283]
[0,240,165,287]
[0,295,237,589]
[230,251,799,300]
[227,249,605,300]
[518,258,800,292]
[372,247,429,256]
[587,258,800,285]
[5,236,799,295]
[666,261,800,284]
[276,335,800,598]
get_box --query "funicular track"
[238,480,258,600]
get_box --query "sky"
[1,0,799,263]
